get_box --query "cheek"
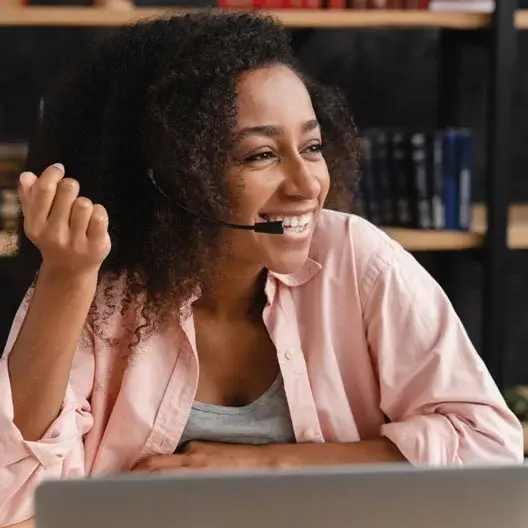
[319,170,331,201]
[230,175,277,219]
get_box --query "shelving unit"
[0,6,492,29]
[0,3,521,391]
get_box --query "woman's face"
[224,64,330,276]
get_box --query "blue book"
[456,129,474,231]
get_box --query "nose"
[282,155,321,200]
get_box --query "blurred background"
[1,0,528,442]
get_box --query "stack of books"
[356,128,474,231]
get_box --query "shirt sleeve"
[362,242,524,466]
[0,289,95,527]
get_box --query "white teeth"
[263,212,314,230]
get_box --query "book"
[429,0,494,12]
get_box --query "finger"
[70,197,93,236]
[131,455,185,472]
[47,178,80,229]
[86,204,108,240]
[29,163,66,226]
[17,172,38,215]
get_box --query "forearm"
[264,438,407,468]
[5,518,35,528]
[7,266,97,441]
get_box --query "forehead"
[235,65,315,127]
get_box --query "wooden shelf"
[472,203,528,250]
[0,7,491,29]
[381,227,483,251]
[383,203,528,252]
[516,10,528,29]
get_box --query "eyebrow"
[233,119,320,142]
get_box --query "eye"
[244,151,276,163]
[302,142,324,157]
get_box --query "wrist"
[38,264,99,291]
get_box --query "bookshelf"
[0,2,521,393]
[0,6,491,29]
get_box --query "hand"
[131,441,274,473]
[18,163,111,277]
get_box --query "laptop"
[35,463,528,528]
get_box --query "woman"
[0,11,522,528]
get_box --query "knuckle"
[57,178,79,193]
[72,239,88,255]
[74,197,93,209]
[91,203,107,215]
[36,181,56,195]
[91,211,107,224]
[40,231,63,247]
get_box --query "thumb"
[17,171,38,212]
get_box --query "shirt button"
[284,348,296,360]
[304,428,319,442]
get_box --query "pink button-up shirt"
[0,210,523,526]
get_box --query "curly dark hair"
[17,11,360,342]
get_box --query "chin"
[264,255,310,276]
[260,234,314,276]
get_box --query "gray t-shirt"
[177,373,295,449]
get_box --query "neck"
[194,266,268,320]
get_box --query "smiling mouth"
[260,211,315,234]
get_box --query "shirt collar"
[265,256,322,304]
[181,256,322,311]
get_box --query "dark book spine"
[371,129,394,226]
[457,128,474,231]
[442,130,459,230]
[389,130,412,227]
[358,135,381,225]
[429,130,444,230]
[410,132,431,229]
